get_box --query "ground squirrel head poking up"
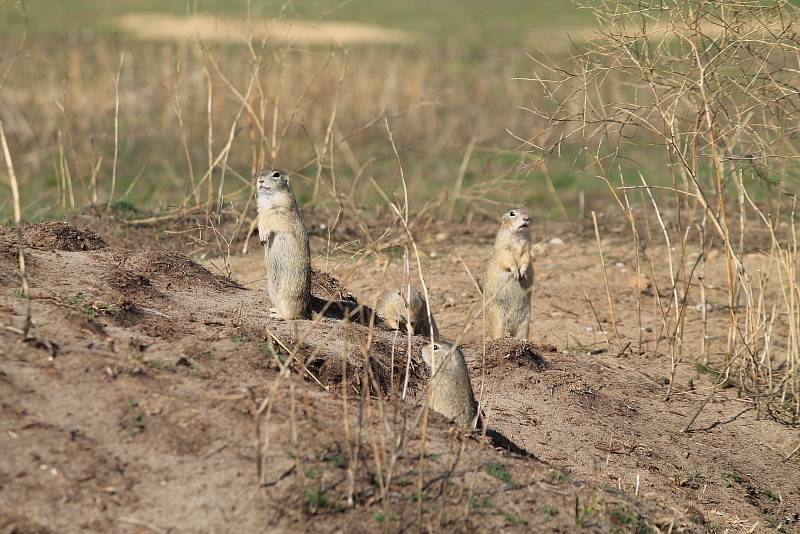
[256,168,298,213]
[498,207,532,242]
[377,286,439,338]
[421,341,479,430]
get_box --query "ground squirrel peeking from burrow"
[483,207,533,340]
[421,341,480,430]
[256,168,311,320]
[376,286,439,338]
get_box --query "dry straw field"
[1,1,800,532]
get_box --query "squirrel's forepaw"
[268,307,282,319]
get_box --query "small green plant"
[381,245,405,258]
[322,454,345,468]
[304,487,334,511]
[540,504,559,519]
[678,466,702,488]
[110,199,144,217]
[67,292,87,306]
[373,512,396,523]
[695,362,718,376]
[722,471,746,486]
[65,292,117,319]
[759,488,780,502]
[305,467,320,479]
[470,495,493,513]
[694,364,733,387]
[484,463,512,485]
[610,506,636,528]
[231,335,246,346]
[261,342,288,365]
[144,358,175,372]
[547,470,567,484]
[574,497,597,528]
[411,491,430,503]
[503,512,528,526]
[119,399,146,436]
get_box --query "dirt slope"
[1,220,797,532]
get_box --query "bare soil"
[116,14,414,45]
[1,219,798,533]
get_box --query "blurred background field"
[0,0,610,222]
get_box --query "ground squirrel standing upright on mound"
[421,341,479,430]
[483,207,533,339]
[377,286,439,338]
[256,168,311,319]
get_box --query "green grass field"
[0,0,608,221]
[3,1,793,221]
[0,1,592,44]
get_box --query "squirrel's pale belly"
[266,231,311,317]
[485,263,533,338]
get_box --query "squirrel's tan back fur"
[256,168,311,320]
[483,207,533,339]
[377,287,439,338]
[421,341,479,429]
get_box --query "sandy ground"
[116,14,414,45]
[1,219,798,532]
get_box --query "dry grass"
[520,0,800,423]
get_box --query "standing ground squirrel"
[483,207,533,339]
[256,168,311,319]
[376,286,439,338]
[421,341,479,430]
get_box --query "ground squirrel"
[376,286,439,338]
[256,168,311,319]
[483,207,533,339]
[421,341,479,430]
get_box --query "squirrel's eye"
[433,344,440,350]
[272,171,281,178]
[509,211,515,217]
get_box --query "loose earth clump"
[109,249,236,290]
[104,268,163,300]
[464,338,551,370]
[0,221,106,251]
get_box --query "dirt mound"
[312,269,358,303]
[310,269,383,326]
[0,222,106,252]
[109,249,235,290]
[3,218,797,532]
[104,268,163,300]
[237,317,428,396]
[464,338,551,370]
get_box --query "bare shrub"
[520,0,800,422]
